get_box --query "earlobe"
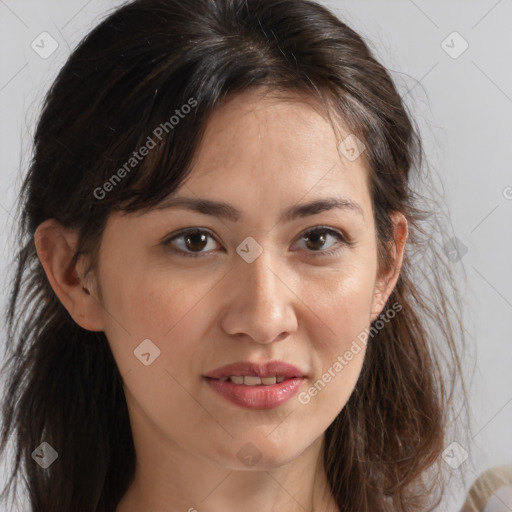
[370,212,408,323]
[34,219,104,332]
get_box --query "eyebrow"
[152,195,364,222]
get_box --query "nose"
[220,246,298,345]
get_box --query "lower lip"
[204,377,305,410]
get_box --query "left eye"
[162,226,349,258]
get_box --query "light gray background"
[1,1,511,511]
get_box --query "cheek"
[292,259,376,416]
[99,259,208,342]
[101,269,215,447]
[98,263,228,426]
[294,293,370,438]
[300,255,378,342]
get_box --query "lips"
[203,361,306,410]
[203,360,305,380]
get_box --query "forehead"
[178,89,371,215]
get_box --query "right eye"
[162,228,221,258]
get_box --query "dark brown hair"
[0,0,471,510]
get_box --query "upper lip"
[204,361,305,379]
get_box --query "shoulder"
[461,465,512,512]
[483,485,512,512]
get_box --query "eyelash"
[162,226,353,259]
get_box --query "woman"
[0,0,470,510]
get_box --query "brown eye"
[295,227,348,256]
[162,226,351,259]
[304,230,328,251]
[183,230,209,252]
[163,228,220,258]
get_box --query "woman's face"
[43,89,406,471]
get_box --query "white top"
[482,485,512,512]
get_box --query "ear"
[34,219,105,332]
[370,211,408,323]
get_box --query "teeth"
[223,375,288,385]
[244,376,262,386]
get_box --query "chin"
[209,436,311,471]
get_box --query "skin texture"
[34,89,408,512]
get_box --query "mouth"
[212,375,291,385]
[203,360,306,410]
